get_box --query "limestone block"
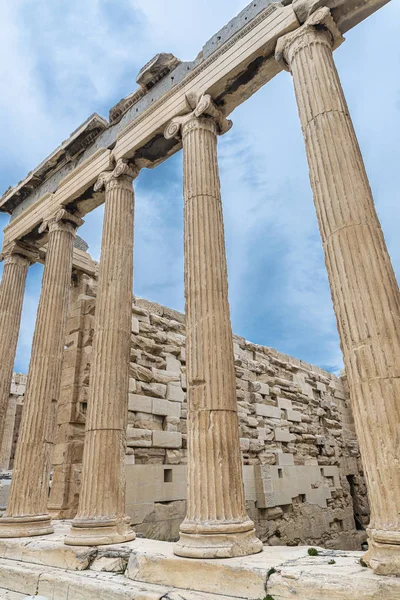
[257,427,274,442]
[181,372,187,390]
[126,502,155,525]
[152,368,180,384]
[152,398,181,418]
[126,465,186,505]
[277,397,293,410]
[255,404,281,419]
[274,428,296,443]
[286,409,302,422]
[141,381,167,399]
[275,452,295,466]
[128,378,136,393]
[166,382,185,402]
[152,431,182,448]
[131,316,139,334]
[165,355,181,373]
[240,438,250,452]
[128,394,152,414]
[126,427,152,447]
[130,363,153,383]
[250,381,270,395]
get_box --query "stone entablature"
[0,0,387,250]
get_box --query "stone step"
[0,590,26,600]
[0,557,235,600]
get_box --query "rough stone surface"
[0,210,81,538]
[66,160,139,546]
[0,247,32,456]
[165,96,262,558]
[0,525,399,600]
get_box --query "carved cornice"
[275,7,344,71]
[164,94,233,140]
[0,241,39,265]
[94,158,140,193]
[38,208,84,235]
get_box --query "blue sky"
[0,0,399,375]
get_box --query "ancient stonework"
[0,209,82,538]
[65,159,139,546]
[276,6,400,575]
[0,244,37,451]
[165,94,262,558]
[41,288,369,551]
[0,0,397,594]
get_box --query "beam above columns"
[0,0,389,249]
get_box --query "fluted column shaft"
[0,248,32,450]
[65,159,138,546]
[0,210,81,537]
[166,96,262,558]
[276,8,400,575]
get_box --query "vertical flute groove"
[0,254,30,449]
[181,116,251,529]
[4,220,76,520]
[67,164,137,545]
[279,18,400,549]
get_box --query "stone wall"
[48,276,369,550]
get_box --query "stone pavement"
[0,522,399,599]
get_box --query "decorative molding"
[275,7,344,71]
[0,241,39,265]
[38,208,84,235]
[164,94,232,140]
[118,4,277,143]
[94,158,140,193]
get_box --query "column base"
[0,514,54,538]
[174,522,263,559]
[363,530,400,576]
[64,517,136,546]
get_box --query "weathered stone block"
[274,428,296,443]
[165,355,181,373]
[286,409,302,422]
[277,397,293,410]
[128,394,152,414]
[126,427,152,447]
[255,404,281,419]
[152,431,182,448]
[131,316,139,334]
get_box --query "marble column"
[0,209,82,537]
[276,7,400,575]
[0,243,37,450]
[165,95,262,558]
[65,158,139,546]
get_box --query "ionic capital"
[164,94,232,141]
[39,208,84,237]
[0,241,39,266]
[94,158,140,193]
[275,7,344,72]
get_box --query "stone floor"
[0,521,398,599]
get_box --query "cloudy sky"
[0,0,399,375]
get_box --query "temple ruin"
[0,0,398,598]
